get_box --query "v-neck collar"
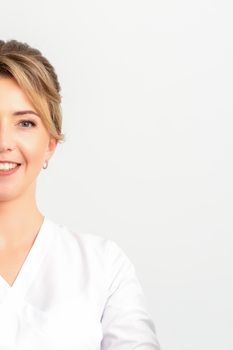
[0,217,56,302]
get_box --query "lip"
[0,164,21,176]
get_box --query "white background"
[1,1,233,349]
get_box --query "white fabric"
[0,217,161,350]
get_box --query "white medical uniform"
[0,217,161,350]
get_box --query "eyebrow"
[13,110,40,117]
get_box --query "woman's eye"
[19,120,36,128]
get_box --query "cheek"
[19,135,49,165]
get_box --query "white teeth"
[0,163,18,171]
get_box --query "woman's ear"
[46,137,58,161]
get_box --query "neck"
[0,184,44,250]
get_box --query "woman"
[0,39,161,349]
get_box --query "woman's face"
[0,76,57,201]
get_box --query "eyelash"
[18,120,37,128]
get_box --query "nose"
[0,121,16,153]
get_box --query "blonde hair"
[0,39,65,142]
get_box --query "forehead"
[0,77,36,113]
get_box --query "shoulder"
[44,217,130,267]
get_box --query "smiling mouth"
[0,163,21,175]
[0,163,21,170]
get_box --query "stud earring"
[43,160,48,169]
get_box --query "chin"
[0,188,25,202]
[0,193,18,202]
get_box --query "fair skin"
[0,77,57,255]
